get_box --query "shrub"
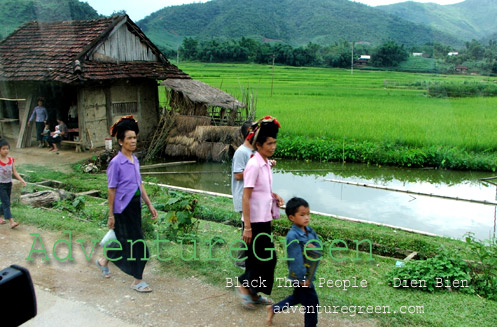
[465,233,497,301]
[150,190,199,241]
[385,247,473,293]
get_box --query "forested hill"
[137,0,463,50]
[378,0,497,42]
[0,0,99,40]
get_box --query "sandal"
[10,222,19,229]
[0,218,6,224]
[95,259,111,278]
[254,295,273,305]
[235,287,256,310]
[131,281,152,293]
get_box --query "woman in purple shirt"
[237,116,284,309]
[96,116,158,293]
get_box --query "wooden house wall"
[92,23,159,62]
[1,80,159,149]
[109,80,159,141]
[79,86,108,148]
[0,82,37,145]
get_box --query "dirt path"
[2,146,377,326]
[10,145,94,173]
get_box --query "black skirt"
[238,221,277,295]
[106,195,149,280]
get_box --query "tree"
[180,37,199,60]
[370,41,408,67]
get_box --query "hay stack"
[167,135,196,148]
[162,116,242,162]
[194,142,214,161]
[194,126,241,144]
[175,115,211,134]
[211,142,230,162]
[165,144,191,157]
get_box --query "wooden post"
[16,94,33,148]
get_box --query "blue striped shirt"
[29,106,48,122]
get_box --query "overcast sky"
[81,0,465,22]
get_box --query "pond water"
[144,160,497,241]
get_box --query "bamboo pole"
[324,178,497,206]
[141,171,226,175]
[140,161,196,170]
[480,176,497,181]
[143,181,442,237]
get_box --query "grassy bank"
[14,165,497,326]
[170,62,497,171]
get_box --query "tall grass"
[175,63,497,153]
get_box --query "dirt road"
[2,146,377,326]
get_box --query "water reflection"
[144,160,496,240]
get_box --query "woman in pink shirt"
[237,116,284,309]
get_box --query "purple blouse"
[107,151,142,214]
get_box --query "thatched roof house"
[161,79,247,126]
[0,15,189,148]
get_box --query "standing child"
[267,197,321,327]
[41,123,50,147]
[0,139,26,229]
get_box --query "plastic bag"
[100,229,117,247]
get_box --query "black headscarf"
[247,116,281,147]
[110,115,139,141]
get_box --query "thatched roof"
[161,79,245,110]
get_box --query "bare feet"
[267,305,275,326]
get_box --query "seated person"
[47,119,68,152]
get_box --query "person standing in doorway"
[27,98,48,147]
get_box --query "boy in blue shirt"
[267,197,321,327]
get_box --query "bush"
[427,81,497,97]
[385,247,473,293]
[149,190,199,241]
[465,233,497,301]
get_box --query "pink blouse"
[242,151,273,223]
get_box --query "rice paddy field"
[172,63,497,153]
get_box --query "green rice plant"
[169,63,497,169]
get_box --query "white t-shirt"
[231,144,254,212]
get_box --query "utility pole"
[351,41,354,75]
[351,41,371,75]
[271,54,275,97]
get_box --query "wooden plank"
[61,140,82,145]
[16,95,33,148]
[75,190,101,196]
[140,161,196,170]
[404,252,418,261]
[0,98,26,101]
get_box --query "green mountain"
[377,0,497,42]
[0,0,99,40]
[137,0,464,50]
